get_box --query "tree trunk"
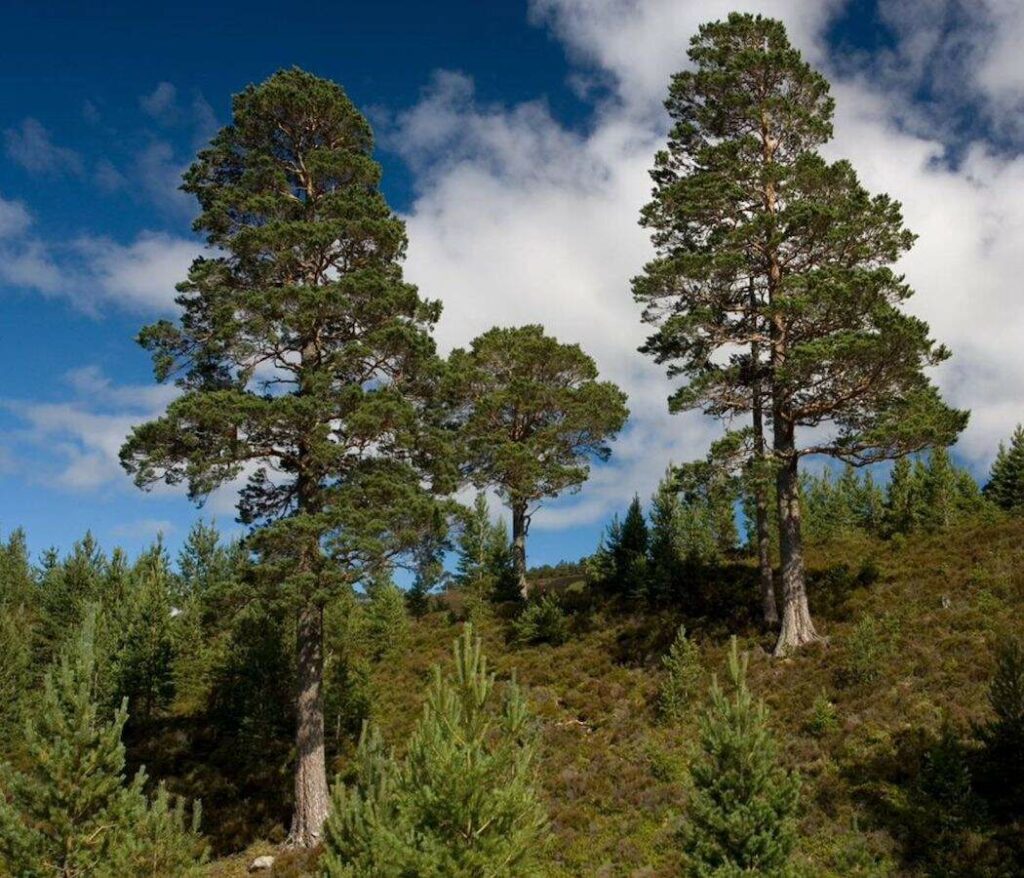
[512,502,529,599]
[755,486,778,627]
[749,278,778,628]
[772,422,818,655]
[289,601,330,846]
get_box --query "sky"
[2,0,1024,569]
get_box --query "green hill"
[206,515,1023,877]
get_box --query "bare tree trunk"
[512,502,529,599]
[772,421,818,655]
[289,601,330,847]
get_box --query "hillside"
[207,515,1024,877]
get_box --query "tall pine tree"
[633,14,966,653]
[120,69,451,845]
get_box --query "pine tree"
[322,626,549,876]
[446,325,628,598]
[984,424,1024,511]
[0,531,36,749]
[658,625,703,722]
[0,612,206,877]
[633,14,967,654]
[682,637,800,876]
[614,494,650,600]
[115,549,176,722]
[884,456,921,536]
[119,69,451,845]
[362,577,409,661]
[649,468,687,602]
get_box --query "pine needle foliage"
[0,612,206,877]
[658,625,703,723]
[984,424,1024,512]
[321,625,549,877]
[683,637,800,877]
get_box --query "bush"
[837,613,900,687]
[976,634,1024,816]
[322,625,550,876]
[807,690,839,737]
[510,594,570,646]
[658,625,703,723]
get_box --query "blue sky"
[3,0,1024,569]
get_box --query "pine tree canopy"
[446,324,628,509]
[632,13,967,465]
[119,67,452,600]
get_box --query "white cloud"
[393,0,1024,532]
[140,82,179,120]
[0,194,31,238]
[73,231,198,312]
[0,194,62,293]
[3,367,178,492]
[4,118,83,176]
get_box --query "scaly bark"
[512,502,529,599]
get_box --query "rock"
[249,855,275,872]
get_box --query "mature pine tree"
[682,637,800,876]
[120,69,451,845]
[0,613,205,877]
[446,325,628,597]
[321,626,549,876]
[985,424,1024,511]
[634,14,966,653]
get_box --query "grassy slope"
[208,515,1024,877]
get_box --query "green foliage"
[608,495,649,599]
[0,612,206,877]
[682,637,800,877]
[446,324,628,590]
[837,613,901,687]
[454,492,516,603]
[658,625,703,723]
[985,424,1024,511]
[362,577,410,661]
[510,594,570,646]
[114,548,176,721]
[807,691,839,737]
[0,532,36,746]
[977,634,1024,816]
[321,626,549,877]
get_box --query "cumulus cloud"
[3,367,176,492]
[73,231,197,312]
[4,118,83,176]
[391,0,1024,532]
[0,193,61,293]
